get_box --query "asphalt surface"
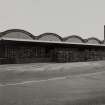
[0,61,105,105]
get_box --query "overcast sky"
[0,0,105,40]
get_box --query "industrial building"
[0,27,105,64]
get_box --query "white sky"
[0,0,105,40]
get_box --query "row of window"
[19,47,46,58]
[4,46,46,58]
[4,46,105,61]
[53,48,105,62]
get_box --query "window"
[5,47,16,58]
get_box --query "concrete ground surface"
[0,61,105,105]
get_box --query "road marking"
[0,77,66,87]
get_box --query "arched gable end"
[63,35,84,43]
[86,37,101,44]
[0,29,35,39]
[37,33,62,41]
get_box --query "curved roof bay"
[63,35,85,43]
[0,29,36,39]
[86,37,101,44]
[37,33,63,41]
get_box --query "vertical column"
[104,25,105,42]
